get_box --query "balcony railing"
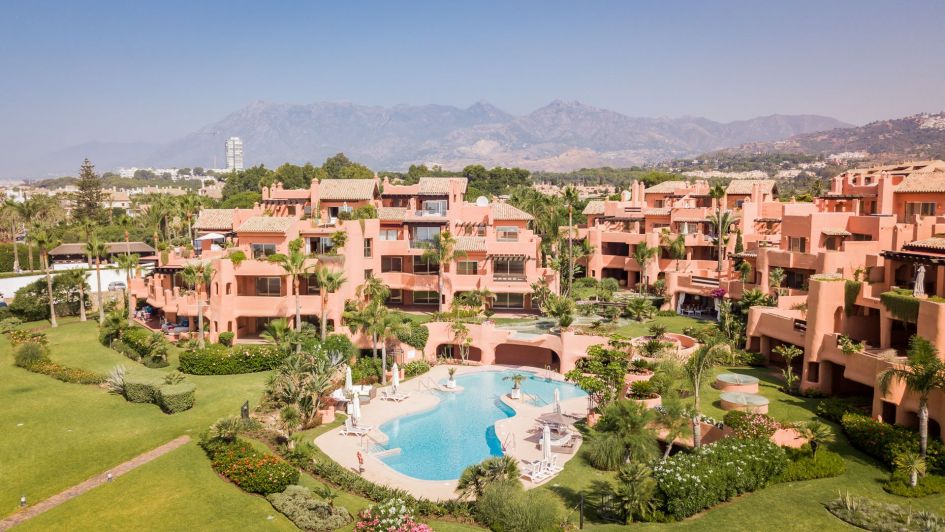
[494,274,527,282]
[409,239,434,249]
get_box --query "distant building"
[225,137,244,171]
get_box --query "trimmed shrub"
[723,411,780,439]
[14,341,50,368]
[816,397,870,423]
[402,360,430,378]
[123,374,163,403]
[653,437,788,519]
[179,344,284,375]
[395,322,429,350]
[267,485,351,531]
[883,474,945,497]
[777,448,846,482]
[158,382,197,413]
[203,438,298,495]
[218,331,234,347]
[841,413,945,475]
[475,480,566,532]
[113,328,170,367]
[27,362,105,385]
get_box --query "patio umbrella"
[537,412,570,427]
[194,232,226,241]
[553,388,561,414]
[344,366,353,394]
[391,362,400,393]
[352,392,361,425]
[542,424,552,462]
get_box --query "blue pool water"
[377,370,587,480]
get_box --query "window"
[255,277,282,297]
[496,226,519,241]
[309,237,333,254]
[785,270,810,291]
[653,200,664,208]
[381,256,403,272]
[364,238,372,258]
[389,289,403,304]
[413,290,438,305]
[494,258,525,276]
[413,256,439,274]
[411,226,440,246]
[493,293,525,309]
[364,269,373,280]
[251,243,276,259]
[421,199,447,215]
[304,274,320,294]
[788,237,807,253]
[457,260,478,275]
[905,202,936,218]
[380,229,399,241]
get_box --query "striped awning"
[756,217,782,223]
[489,254,528,260]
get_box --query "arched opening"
[930,418,942,441]
[436,343,483,362]
[494,344,560,371]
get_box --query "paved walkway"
[0,435,191,531]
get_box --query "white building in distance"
[225,137,244,171]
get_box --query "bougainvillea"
[355,499,432,532]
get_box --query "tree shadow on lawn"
[546,479,617,524]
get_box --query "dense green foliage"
[120,373,196,413]
[815,396,871,422]
[218,331,234,346]
[844,280,862,316]
[266,485,352,531]
[475,481,566,532]
[402,360,430,378]
[179,344,284,375]
[350,357,382,384]
[884,474,945,497]
[653,438,788,519]
[825,493,945,531]
[777,448,846,482]
[395,321,429,349]
[111,327,170,367]
[880,288,920,323]
[841,413,945,474]
[9,274,89,321]
[202,438,299,495]
[0,243,41,273]
[13,341,50,368]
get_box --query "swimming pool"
[377,370,588,480]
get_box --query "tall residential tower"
[225,136,244,171]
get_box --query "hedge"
[841,413,945,474]
[202,438,298,495]
[179,344,284,375]
[124,375,163,403]
[121,374,196,413]
[112,328,170,368]
[777,448,846,482]
[396,322,429,350]
[0,243,41,273]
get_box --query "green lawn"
[612,314,708,338]
[0,318,269,516]
[541,365,945,530]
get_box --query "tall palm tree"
[115,253,140,326]
[563,185,580,295]
[456,456,520,500]
[879,336,945,460]
[421,229,465,312]
[115,214,134,256]
[632,242,657,294]
[356,276,390,305]
[268,238,316,332]
[1,200,23,272]
[181,261,215,348]
[661,229,687,272]
[345,300,386,361]
[30,229,59,327]
[314,266,346,340]
[85,237,109,323]
[685,342,729,448]
[708,210,737,275]
[655,393,692,458]
[379,311,411,385]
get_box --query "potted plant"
[503,373,526,399]
[446,367,457,389]
[625,358,654,384]
[626,380,661,408]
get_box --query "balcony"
[409,239,435,249]
[493,274,527,283]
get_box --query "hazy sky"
[2,0,944,164]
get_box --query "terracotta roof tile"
[318,179,378,201]
[643,208,672,216]
[236,216,294,234]
[49,242,155,256]
[377,207,408,221]
[492,202,533,221]
[583,200,605,215]
[195,209,236,230]
[455,236,486,252]
[644,181,686,194]
[905,237,945,251]
[726,179,776,195]
[894,169,945,193]
[418,177,467,195]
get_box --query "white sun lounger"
[521,460,551,482]
[340,418,371,436]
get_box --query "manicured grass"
[16,442,298,531]
[542,364,945,530]
[0,318,269,516]
[612,314,708,338]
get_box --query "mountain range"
[24,101,853,177]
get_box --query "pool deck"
[314,364,589,501]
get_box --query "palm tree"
[58,268,88,322]
[563,185,580,295]
[421,229,465,312]
[261,318,295,355]
[356,276,390,305]
[314,266,346,340]
[115,214,134,256]
[708,210,737,275]
[268,238,316,332]
[115,253,140,326]
[661,229,687,272]
[1,200,23,272]
[345,300,386,361]
[456,456,520,499]
[30,229,59,327]
[589,400,660,469]
[181,261,215,348]
[768,267,786,298]
[685,342,729,448]
[879,336,945,459]
[799,420,835,457]
[379,311,411,385]
[85,237,108,323]
[632,242,657,293]
[894,451,926,488]
[613,462,658,523]
[655,393,692,458]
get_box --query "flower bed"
[825,493,945,531]
[356,498,431,532]
[179,344,284,375]
[653,437,787,519]
[202,438,299,495]
[723,411,780,440]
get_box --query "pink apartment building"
[744,161,945,440]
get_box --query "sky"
[1,0,944,170]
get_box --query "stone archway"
[494,344,560,371]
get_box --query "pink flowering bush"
[709,287,727,299]
[723,411,781,439]
[355,499,432,532]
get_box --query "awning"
[152,265,183,274]
[489,254,528,260]
[195,232,226,241]
[822,228,852,237]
